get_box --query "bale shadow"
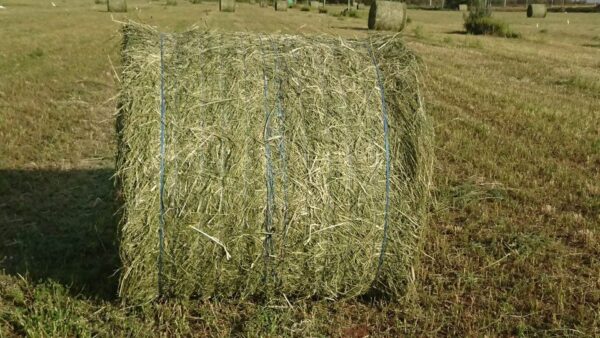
[331,26,369,31]
[0,168,120,300]
[446,30,467,35]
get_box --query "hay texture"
[117,23,433,303]
[219,0,235,11]
[527,4,546,18]
[368,1,408,32]
[275,0,287,10]
[107,0,127,12]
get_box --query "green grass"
[465,15,520,38]
[1,1,599,336]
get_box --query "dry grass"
[0,1,598,336]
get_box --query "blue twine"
[259,36,275,284]
[158,33,166,297]
[271,40,290,239]
[367,42,391,281]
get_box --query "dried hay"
[527,4,547,18]
[368,1,408,32]
[107,0,127,12]
[117,23,433,303]
[275,0,287,10]
[220,0,236,11]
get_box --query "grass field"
[1,0,599,336]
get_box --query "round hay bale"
[458,3,467,11]
[527,4,547,18]
[368,1,408,32]
[117,24,433,303]
[107,0,127,12]
[220,0,236,11]
[275,0,287,10]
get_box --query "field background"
[0,0,599,336]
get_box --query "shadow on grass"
[331,26,369,31]
[0,168,120,300]
[446,30,467,35]
[582,43,600,49]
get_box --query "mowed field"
[0,0,599,336]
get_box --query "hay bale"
[107,0,127,12]
[368,1,407,32]
[275,0,287,10]
[220,0,235,11]
[458,3,467,11]
[527,4,546,18]
[117,24,433,303]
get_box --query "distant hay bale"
[368,1,407,32]
[527,4,546,18]
[220,0,235,11]
[117,23,433,303]
[107,0,127,12]
[458,4,467,11]
[275,0,287,10]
